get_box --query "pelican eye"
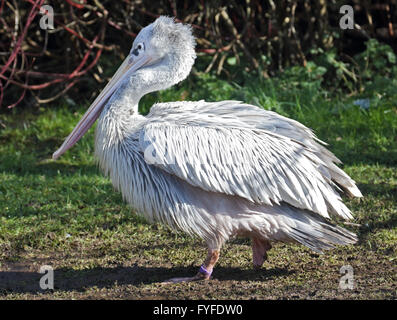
[131,42,145,56]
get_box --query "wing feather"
[139,101,360,220]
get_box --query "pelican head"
[131,16,196,71]
[53,16,196,160]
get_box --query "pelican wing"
[139,101,361,220]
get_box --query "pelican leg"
[252,238,272,269]
[163,248,219,283]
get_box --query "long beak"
[52,55,151,160]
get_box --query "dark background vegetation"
[0,0,396,109]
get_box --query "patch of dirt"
[0,244,395,300]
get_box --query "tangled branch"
[0,0,395,108]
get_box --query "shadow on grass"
[329,146,397,168]
[0,265,293,295]
[358,182,397,198]
[1,159,100,177]
[353,182,397,242]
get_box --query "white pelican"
[53,16,362,283]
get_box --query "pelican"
[53,16,362,283]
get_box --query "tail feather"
[276,206,358,253]
[288,223,357,253]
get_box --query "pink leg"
[252,238,272,269]
[163,248,220,283]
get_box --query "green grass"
[0,70,396,299]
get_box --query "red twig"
[0,0,44,76]
[65,0,86,10]
[0,0,45,108]
[0,0,108,108]
[6,70,29,108]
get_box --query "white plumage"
[54,16,362,282]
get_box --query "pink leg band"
[199,264,212,277]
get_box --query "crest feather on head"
[151,16,196,53]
